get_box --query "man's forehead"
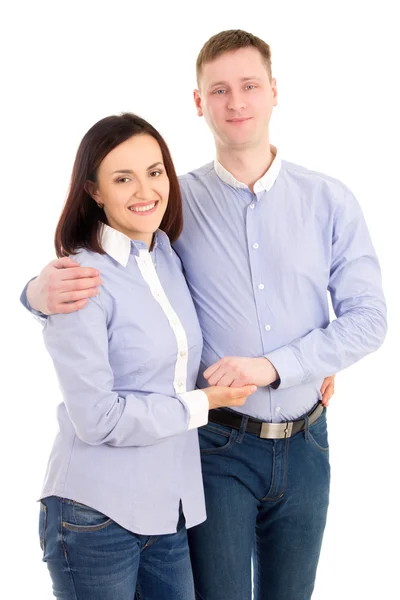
[200,49,267,81]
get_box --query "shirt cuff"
[264,346,306,390]
[20,279,48,324]
[178,390,209,430]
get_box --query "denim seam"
[202,424,231,438]
[142,536,160,551]
[260,442,278,501]
[307,431,329,453]
[61,498,115,532]
[260,439,289,502]
[63,499,93,509]
[200,429,238,455]
[60,501,79,600]
[62,519,114,533]
[39,501,47,556]
[307,415,329,453]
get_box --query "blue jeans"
[188,408,330,600]
[39,496,194,600]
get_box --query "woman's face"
[91,134,170,247]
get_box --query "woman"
[38,112,256,600]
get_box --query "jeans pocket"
[39,501,47,555]
[61,499,114,532]
[199,423,237,455]
[308,415,329,453]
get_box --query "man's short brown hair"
[196,29,272,86]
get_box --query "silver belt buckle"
[260,421,293,439]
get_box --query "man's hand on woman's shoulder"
[27,257,102,315]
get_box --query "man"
[23,30,386,600]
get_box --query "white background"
[1,0,399,598]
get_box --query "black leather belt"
[207,402,324,439]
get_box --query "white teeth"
[130,202,156,213]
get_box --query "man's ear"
[193,89,203,117]
[271,78,278,107]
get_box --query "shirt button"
[276,406,281,412]
[265,324,271,331]
[253,243,259,249]
[258,284,265,290]
[250,203,255,209]
[179,351,187,358]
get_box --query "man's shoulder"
[178,162,215,185]
[281,159,351,196]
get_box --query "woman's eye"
[150,170,162,177]
[117,177,130,183]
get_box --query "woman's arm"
[44,293,255,447]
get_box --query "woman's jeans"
[39,496,194,600]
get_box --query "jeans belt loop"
[304,413,311,442]
[237,414,249,443]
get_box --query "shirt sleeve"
[20,278,48,324]
[43,293,208,447]
[265,188,387,389]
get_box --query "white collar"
[100,224,133,267]
[100,224,170,266]
[214,146,281,193]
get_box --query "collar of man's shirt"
[100,224,170,267]
[214,145,281,194]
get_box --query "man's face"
[194,47,278,150]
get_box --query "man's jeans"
[188,408,330,600]
[39,496,195,600]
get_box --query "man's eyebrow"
[111,162,163,175]
[208,76,262,88]
[209,81,228,88]
[241,76,262,82]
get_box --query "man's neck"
[216,139,274,191]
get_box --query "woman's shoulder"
[69,248,109,270]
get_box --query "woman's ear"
[85,181,103,208]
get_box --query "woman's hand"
[203,385,257,410]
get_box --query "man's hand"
[320,375,335,407]
[27,257,102,315]
[204,357,278,388]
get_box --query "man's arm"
[204,188,386,392]
[25,257,102,315]
[204,357,335,406]
[266,187,387,388]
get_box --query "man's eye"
[245,84,256,90]
[214,89,225,95]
